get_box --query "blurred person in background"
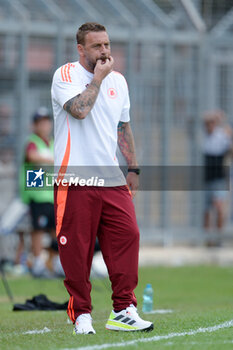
[20,107,63,277]
[0,105,17,271]
[202,110,232,247]
[0,104,15,165]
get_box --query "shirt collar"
[77,61,94,79]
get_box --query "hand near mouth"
[94,56,114,82]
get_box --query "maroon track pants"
[54,185,140,321]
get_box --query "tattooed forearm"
[117,121,138,167]
[63,79,101,120]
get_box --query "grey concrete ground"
[139,246,233,266]
[92,246,233,279]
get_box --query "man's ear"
[77,44,84,57]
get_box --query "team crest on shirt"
[60,236,67,245]
[107,88,117,99]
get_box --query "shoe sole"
[106,323,154,332]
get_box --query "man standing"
[51,23,153,334]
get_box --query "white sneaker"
[106,304,154,332]
[73,314,96,335]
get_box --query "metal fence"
[1,0,233,245]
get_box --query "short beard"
[86,58,95,72]
[86,56,109,72]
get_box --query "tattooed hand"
[94,56,114,83]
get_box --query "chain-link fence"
[1,0,233,246]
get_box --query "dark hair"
[33,106,51,123]
[76,22,106,45]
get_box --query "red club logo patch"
[108,88,117,99]
[60,236,67,245]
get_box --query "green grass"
[0,266,233,350]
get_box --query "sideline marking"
[145,309,173,314]
[63,319,233,350]
[22,327,51,335]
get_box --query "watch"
[128,168,140,175]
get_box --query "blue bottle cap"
[146,283,152,288]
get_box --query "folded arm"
[63,57,114,120]
[63,79,100,120]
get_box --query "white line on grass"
[145,309,173,314]
[22,327,51,335]
[163,340,233,346]
[63,319,233,350]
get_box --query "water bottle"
[142,283,153,313]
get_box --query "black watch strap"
[128,168,140,175]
